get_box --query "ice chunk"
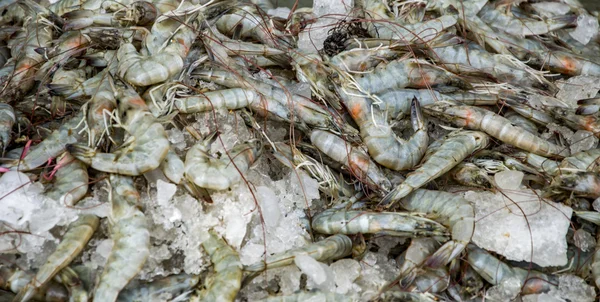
[294,254,335,291]
[494,170,524,190]
[467,189,572,267]
[569,130,598,154]
[574,229,595,252]
[257,186,281,228]
[91,239,113,268]
[157,180,177,205]
[485,277,521,301]
[569,13,599,45]
[522,293,564,302]
[297,0,353,53]
[331,259,361,294]
[556,75,600,107]
[548,274,596,302]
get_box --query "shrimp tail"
[66,144,94,165]
[577,98,600,106]
[411,97,425,131]
[425,241,466,268]
[549,14,578,28]
[62,10,94,31]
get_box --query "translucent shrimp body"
[94,175,150,302]
[0,103,15,152]
[381,131,490,206]
[45,152,89,206]
[117,274,201,302]
[244,234,352,273]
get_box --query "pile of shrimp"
[1,0,600,300]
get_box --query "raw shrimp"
[467,244,556,294]
[184,133,262,191]
[505,110,540,134]
[365,9,457,43]
[310,130,391,194]
[117,274,201,302]
[0,265,68,301]
[62,1,157,30]
[343,58,471,96]
[244,234,352,273]
[450,162,493,188]
[117,43,183,87]
[262,290,351,302]
[381,130,489,206]
[192,230,242,302]
[94,174,150,302]
[311,202,448,237]
[388,238,439,288]
[12,215,98,302]
[67,110,170,176]
[396,190,475,268]
[329,47,400,74]
[549,107,600,137]
[378,291,437,302]
[49,0,102,15]
[424,102,569,158]
[56,267,88,302]
[4,110,85,171]
[478,2,576,36]
[45,151,89,206]
[160,147,185,184]
[290,51,341,110]
[0,103,15,152]
[548,172,600,198]
[407,267,450,293]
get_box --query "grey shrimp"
[0,103,15,153]
[13,215,99,302]
[310,130,391,194]
[184,133,262,191]
[467,244,556,294]
[0,265,68,301]
[117,274,201,302]
[424,102,569,158]
[94,175,150,302]
[450,162,494,188]
[56,267,88,302]
[244,234,352,273]
[311,203,448,237]
[191,230,242,302]
[338,89,429,171]
[387,238,439,289]
[381,130,489,206]
[261,290,351,302]
[45,152,89,206]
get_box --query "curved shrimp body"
[467,244,556,295]
[244,234,352,273]
[398,190,475,268]
[339,88,428,171]
[56,267,88,302]
[549,107,600,137]
[216,9,293,50]
[381,130,489,206]
[311,206,448,237]
[36,31,90,76]
[195,230,242,302]
[94,174,150,302]
[392,238,439,287]
[262,290,351,302]
[424,103,568,158]
[349,59,471,95]
[0,103,15,152]
[49,0,102,15]
[477,2,576,36]
[160,147,185,184]
[45,152,89,206]
[13,215,99,302]
[184,135,262,191]
[86,74,118,146]
[62,1,157,30]
[310,130,391,194]
[450,162,493,188]
[117,273,201,302]
[559,148,600,173]
[329,47,400,74]
[0,265,69,301]
[5,110,85,171]
[408,267,450,293]
[549,172,600,198]
[367,14,457,43]
[117,43,183,87]
[68,111,170,176]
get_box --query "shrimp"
[35,31,90,76]
[577,97,600,115]
[262,290,351,302]
[309,130,391,194]
[378,291,437,302]
[48,0,102,16]
[329,47,400,74]
[388,238,439,289]
[549,107,600,137]
[244,234,352,273]
[478,2,576,36]
[56,267,88,302]
[342,58,471,96]
[0,103,15,153]
[547,172,600,199]
[338,90,428,171]
[12,214,98,302]
[67,109,170,176]
[191,230,242,302]
[159,147,185,184]
[62,1,157,30]
[0,265,69,301]
[290,51,341,110]
[45,151,89,206]
[505,110,540,134]
[117,43,183,87]
[94,174,150,302]
[3,110,85,171]
[381,130,489,206]
[449,162,493,188]
[424,102,569,158]
[407,267,450,293]
[184,132,262,191]
[311,202,448,237]
[467,244,556,294]
[117,274,201,302]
